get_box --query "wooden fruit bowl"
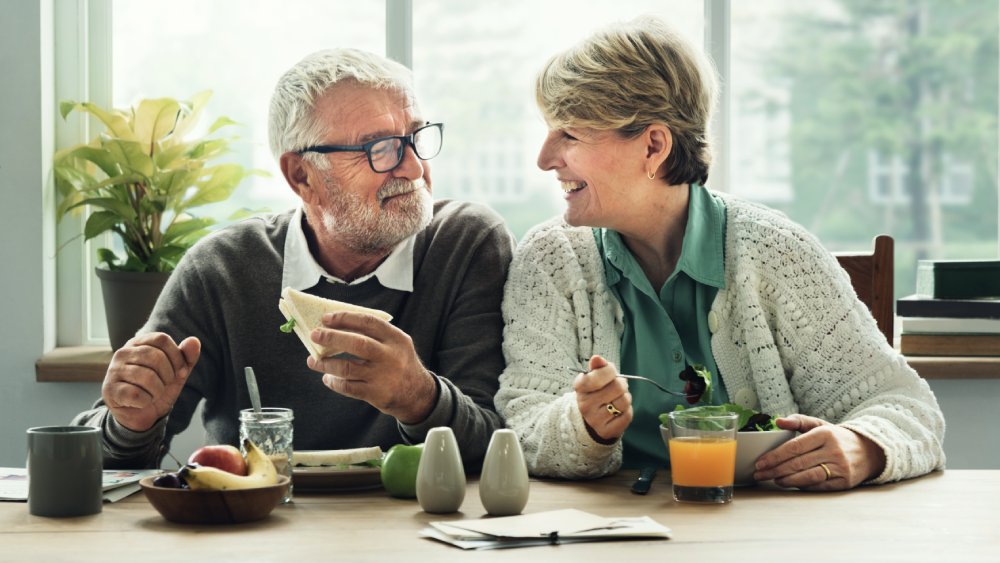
[140,475,290,524]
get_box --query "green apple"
[380,443,423,499]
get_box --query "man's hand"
[101,333,201,433]
[752,414,887,491]
[574,355,633,444]
[307,312,437,424]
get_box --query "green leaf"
[279,317,296,333]
[207,116,239,134]
[53,165,95,199]
[154,144,191,168]
[95,248,121,269]
[133,98,182,147]
[186,138,230,161]
[66,197,137,222]
[60,101,136,140]
[89,172,149,193]
[227,207,268,221]
[691,364,713,403]
[148,244,188,266]
[171,90,212,139]
[83,211,123,240]
[102,140,154,177]
[153,167,199,198]
[180,164,246,210]
[58,145,125,179]
[162,217,213,245]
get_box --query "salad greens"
[678,364,713,404]
[279,317,296,333]
[659,403,780,432]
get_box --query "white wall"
[0,0,996,472]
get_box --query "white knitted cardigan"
[497,194,945,483]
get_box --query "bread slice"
[292,446,384,467]
[278,287,393,361]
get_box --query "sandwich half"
[292,446,384,468]
[278,287,393,361]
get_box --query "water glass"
[239,407,294,503]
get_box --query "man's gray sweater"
[72,200,514,470]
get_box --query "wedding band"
[819,463,832,480]
[606,403,623,417]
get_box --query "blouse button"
[672,351,683,363]
[708,311,720,333]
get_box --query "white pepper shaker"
[479,429,529,516]
[416,427,466,513]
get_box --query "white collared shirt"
[281,207,415,292]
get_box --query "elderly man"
[72,49,514,469]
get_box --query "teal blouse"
[595,184,729,469]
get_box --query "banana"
[180,439,280,491]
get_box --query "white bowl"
[659,425,795,485]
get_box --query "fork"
[562,367,691,398]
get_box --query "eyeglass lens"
[370,124,442,172]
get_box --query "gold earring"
[647,170,655,180]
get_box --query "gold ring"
[819,463,832,480]
[606,403,622,417]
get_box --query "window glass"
[731,0,999,298]
[113,0,384,217]
[412,1,703,239]
[95,0,383,341]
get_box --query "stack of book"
[898,259,1000,356]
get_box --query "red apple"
[187,445,247,476]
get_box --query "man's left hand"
[306,311,437,424]
[751,414,886,491]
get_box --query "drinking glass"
[667,410,738,503]
[239,407,294,503]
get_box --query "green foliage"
[54,92,265,272]
[763,0,998,263]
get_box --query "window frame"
[54,0,998,347]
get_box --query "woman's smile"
[561,180,588,195]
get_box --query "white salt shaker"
[416,427,466,513]
[478,429,529,516]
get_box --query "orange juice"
[669,436,737,487]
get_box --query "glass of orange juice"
[667,410,738,503]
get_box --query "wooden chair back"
[833,235,895,345]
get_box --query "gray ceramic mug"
[27,426,102,517]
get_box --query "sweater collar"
[281,206,415,292]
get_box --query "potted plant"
[54,91,260,350]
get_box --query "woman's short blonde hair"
[536,16,718,186]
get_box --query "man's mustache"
[377,178,426,204]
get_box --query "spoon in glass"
[562,367,692,398]
[245,366,262,414]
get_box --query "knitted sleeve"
[715,199,946,484]
[496,221,623,479]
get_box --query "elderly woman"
[496,16,945,490]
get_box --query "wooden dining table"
[1,469,995,562]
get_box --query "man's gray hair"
[268,48,414,160]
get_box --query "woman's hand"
[752,414,887,491]
[574,355,633,443]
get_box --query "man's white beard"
[319,175,433,256]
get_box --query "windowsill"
[34,346,1000,383]
[35,346,113,382]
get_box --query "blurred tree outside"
[742,0,998,298]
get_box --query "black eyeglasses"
[297,122,444,173]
